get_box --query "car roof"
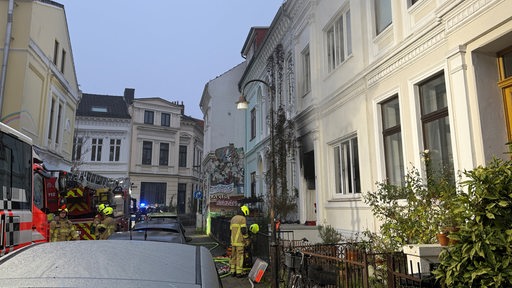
[133,221,182,230]
[0,241,221,288]
[146,212,179,219]
[108,230,185,243]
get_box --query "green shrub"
[318,225,343,244]
[433,158,512,287]
[364,150,459,251]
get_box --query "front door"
[498,48,512,145]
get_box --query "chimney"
[124,88,135,104]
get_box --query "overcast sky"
[58,1,283,119]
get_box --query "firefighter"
[95,206,116,240]
[243,223,260,273]
[49,208,79,241]
[91,203,107,237]
[230,205,249,277]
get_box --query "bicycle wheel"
[289,273,304,288]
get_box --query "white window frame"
[109,138,121,162]
[91,138,103,162]
[333,134,360,196]
[301,46,311,95]
[380,95,405,186]
[326,7,352,72]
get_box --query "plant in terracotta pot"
[421,150,466,246]
[364,150,463,250]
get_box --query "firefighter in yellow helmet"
[50,207,79,241]
[95,206,116,240]
[230,205,249,277]
[242,223,260,273]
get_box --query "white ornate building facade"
[238,0,512,237]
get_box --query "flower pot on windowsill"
[436,233,450,246]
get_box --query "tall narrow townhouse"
[129,97,203,215]
[0,0,80,170]
[305,0,512,237]
[73,88,132,180]
[239,1,311,225]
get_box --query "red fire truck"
[50,171,132,240]
[0,122,50,256]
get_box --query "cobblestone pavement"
[185,227,270,288]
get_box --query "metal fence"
[281,242,440,288]
[210,217,440,288]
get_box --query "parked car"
[142,212,189,236]
[109,221,191,243]
[0,241,223,287]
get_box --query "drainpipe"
[0,0,14,119]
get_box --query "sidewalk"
[185,226,269,288]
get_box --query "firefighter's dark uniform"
[230,213,248,276]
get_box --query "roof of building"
[77,93,131,119]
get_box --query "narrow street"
[186,227,269,288]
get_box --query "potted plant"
[433,158,512,287]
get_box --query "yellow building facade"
[0,0,79,169]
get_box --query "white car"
[0,241,223,287]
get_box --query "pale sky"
[58,1,283,119]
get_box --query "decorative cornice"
[367,28,445,87]
[445,0,500,33]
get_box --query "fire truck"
[0,122,49,256]
[51,170,132,240]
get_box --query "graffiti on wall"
[206,144,245,212]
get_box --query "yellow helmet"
[98,203,106,213]
[240,205,249,216]
[58,208,68,213]
[103,206,114,216]
[249,224,259,234]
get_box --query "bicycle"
[285,250,308,288]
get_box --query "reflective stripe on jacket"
[50,219,79,241]
[230,214,247,247]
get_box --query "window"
[179,145,187,167]
[326,8,352,72]
[375,0,392,35]
[408,0,420,8]
[55,103,62,144]
[302,46,311,95]
[91,138,103,161]
[48,98,55,140]
[177,183,187,214]
[250,172,256,198]
[142,141,152,165]
[109,139,121,162]
[72,137,83,161]
[419,73,453,179]
[161,113,171,127]
[159,143,169,166]
[60,49,66,73]
[144,110,154,124]
[91,106,107,113]
[333,136,360,195]
[381,96,404,185]
[250,108,256,140]
[53,40,59,65]
[140,182,166,205]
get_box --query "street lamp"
[237,79,279,288]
